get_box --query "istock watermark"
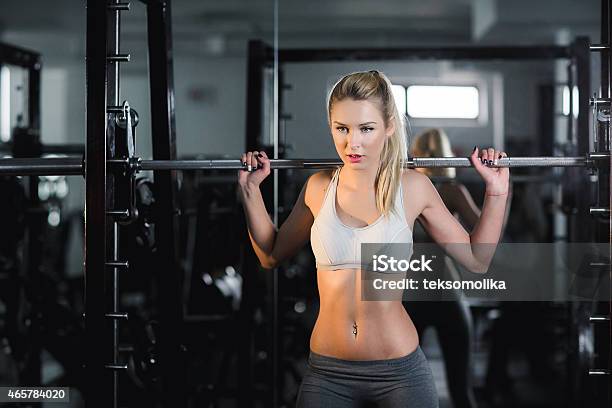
[360,243,610,302]
[371,254,434,272]
[372,278,506,291]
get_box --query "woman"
[406,128,482,408]
[238,70,509,407]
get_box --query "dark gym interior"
[0,1,609,407]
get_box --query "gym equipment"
[0,2,608,407]
[0,154,605,176]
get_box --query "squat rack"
[84,1,186,407]
[243,34,601,408]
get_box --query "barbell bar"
[0,157,84,176]
[139,156,592,170]
[0,154,606,176]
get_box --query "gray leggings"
[296,346,439,408]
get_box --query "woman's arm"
[440,183,481,229]
[442,181,513,233]
[414,147,510,273]
[238,150,315,269]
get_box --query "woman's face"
[329,98,394,170]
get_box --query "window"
[562,85,579,118]
[406,85,479,119]
[0,66,10,142]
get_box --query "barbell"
[0,154,606,176]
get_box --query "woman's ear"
[385,121,396,138]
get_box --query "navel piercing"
[352,322,358,337]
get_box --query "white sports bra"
[310,167,413,270]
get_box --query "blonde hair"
[411,128,456,178]
[327,70,407,217]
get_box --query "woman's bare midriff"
[309,267,420,361]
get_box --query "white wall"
[282,61,505,159]
[173,57,247,157]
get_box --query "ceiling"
[0,0,601,59]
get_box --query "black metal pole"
[0,142,85,155]
[85,1,112,407]
[28,55,41,132]
[145,1,186,406]
[0,157,83,175]
[572,37,594,243]
[278,45,571,63]
[595,3,612,407]
[0,43,40,68]
[595,0,612,240]
[240,39,267,407]
[41,143,85,154]
[602,0,611,102]
[107,2,122,407]
[246,40,266,151]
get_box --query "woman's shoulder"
[400,168,432,189]
[400,169,437,212]
[304,169,335,209]
[306,169,335,190]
